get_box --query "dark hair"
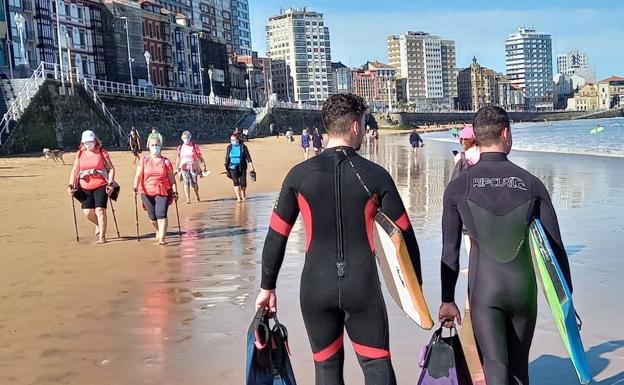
[321,94,368,136]
[473,106,510,146]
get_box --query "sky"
[249,0,623,80]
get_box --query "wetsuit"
[441,152,572,385]
[262,146,422,385]
[409,132,423,148]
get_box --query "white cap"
[81,130,96,143]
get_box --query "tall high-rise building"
[231,0,251,55]
[266,7,333,103]
[505,27,553,110]
[556,49,595,82]
[387,31,457,108]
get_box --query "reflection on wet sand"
[106,134,624,384]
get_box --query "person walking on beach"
[301,128,312,160]
[255,94,422,385]
[285,127,294,143]
[129,127,142,164]
[67,130,117,244]
[225,133,255,202]
[147,127,163,148]
[175,131,207,204]
[439,106,573,384]
[133,136,178,245]
[312,127,323,155]
[451,125,480,179]
[409,129,423,152]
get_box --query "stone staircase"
[0,65,47,147]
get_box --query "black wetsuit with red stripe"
[261,146,422,385]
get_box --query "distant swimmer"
[256,94,422,385]
[67,130,117,244]
[439,106,573,384]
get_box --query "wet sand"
[1,134,624,384]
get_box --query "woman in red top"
[66,130,117,244]
[133,137,178,245]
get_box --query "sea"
[424,117,624,157]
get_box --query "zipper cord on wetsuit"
[340,149,382,212]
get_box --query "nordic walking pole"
[174,194,182,238]
[133,190,140,242]
[109,197,121,238]
[70,194,80,242]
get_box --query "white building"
[505,27,553,110]
[387,31,457,109]
[265,7,333,103]
[556,49,596,83]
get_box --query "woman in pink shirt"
[133,137,178,245]
[66,130,116,244]
[174,131,207,204]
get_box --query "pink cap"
[459,125,474,140]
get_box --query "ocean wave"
[423,137,624,158]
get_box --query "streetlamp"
[144,50,151,85]
[207,68,215,104]
[51,0,64,85]
[387,79,393,112]
[14,13,27,66]
[245,78,250,102]
[191,33,204,95]
[120,17,134,86]
[65,31,73,88]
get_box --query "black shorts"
[229,168,247,187]
[76,185,108,209]
[141,193,171,221]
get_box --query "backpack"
[450,152,471,181]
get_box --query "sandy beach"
[1,133,623,385]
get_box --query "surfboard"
[528,219,592,384]
[459,235,487,385]
[589,125,604,134]
[373,211,434,330]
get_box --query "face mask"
[183,138,191,144]
[84,142,95,151]
[230,139,238,145]
[150,145,161,155]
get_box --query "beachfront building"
[103,0,147,84]
[387,31,457,110]
[567,83,599,111]
[597,76,624,110]
[266,6,333,104]
[331,61,352,94]
[557,49,595,82]
[236,52,264,106]
[141,0,171,88]
[553,73,588,110]
[505,27,553,111]
[230,0,251,55]
[457,57,508,111]
[351,61,395,110]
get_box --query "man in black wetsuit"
[439,106,573,385]
[255,94,422,385]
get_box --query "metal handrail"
[83,78,128,146]
[0,62,46,145]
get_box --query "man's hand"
[255,288,277,314]
[439,302,462,328]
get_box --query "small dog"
[43,148,65,164]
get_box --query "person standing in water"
[128,127,142,164]
[409,129,424,151]
[256,94,422,385]
[133,136,178,245]
[225,133,255,202]
[175,131,207,204]
[439,106,573,384]
[67,130,116,244]
[301,128,312,160]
